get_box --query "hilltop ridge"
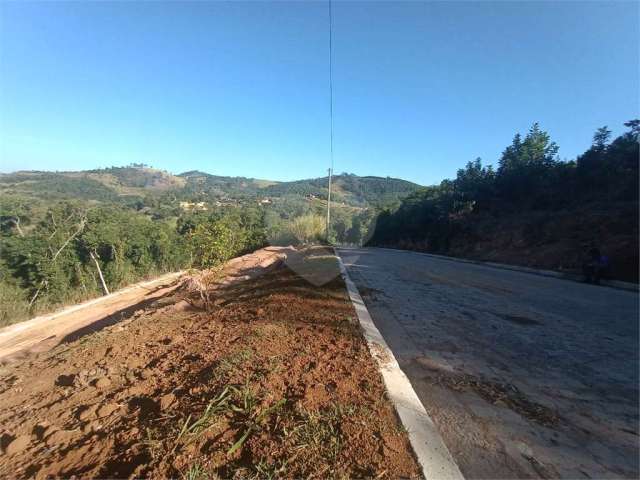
[0,166,421,208]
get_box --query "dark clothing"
[583,262,602,284]
[583,248,608,284]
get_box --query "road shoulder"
[372,246,638,292]
[336,249,464,480]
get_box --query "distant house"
[179,201,208,211]
[214,200,236,207]
[259,198,272,205]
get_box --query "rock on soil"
[93,377,111,389]
[5,435,30,455]
[96,403,120,418]
[44,429,79,448]
[159,393,176,411]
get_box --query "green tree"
[454,157,495,211]
[188,220,237,269]
[496,123,559,206]
[593,126,612,150]
[345,216,362,245]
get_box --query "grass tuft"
[173,387,234,452]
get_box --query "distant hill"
[0,167,185,201]
[0,166,421,209]
[0,171,121,202]
[262,174,420,207]
[177,170,279,199]
[85,166,187,192]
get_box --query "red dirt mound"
[0,248,420,479]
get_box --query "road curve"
[337,247,639,479]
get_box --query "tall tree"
[592,126,612,150]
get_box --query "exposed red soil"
[0,248,420,479]
[0,247,290,362]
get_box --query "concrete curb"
[335,250,464,480]
[371,247,638,293]
[0,271,185,338]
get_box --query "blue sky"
[0,1,637,185]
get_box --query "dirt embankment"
[0,248,289,362]
[0,247,420,479]
[389,202,639,282]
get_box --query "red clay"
[0,248,420,479]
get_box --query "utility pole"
[326,167,332,243]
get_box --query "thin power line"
[326,0,334,242]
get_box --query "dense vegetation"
[0,196,269,325]
[0,169,414,324]
[368,120,639,281]
[4,120,635,325]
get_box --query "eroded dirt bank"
[0,247,292,363]
[379,203,639,283]
[0,248,420,478]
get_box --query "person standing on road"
[583,246,608,284]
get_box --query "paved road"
[337,247,639,479]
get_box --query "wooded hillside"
[0,169,417,324]
[368,121,639,282]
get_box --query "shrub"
[188,220,239,269]
[0,281,30,326]
[288,214,326,245]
